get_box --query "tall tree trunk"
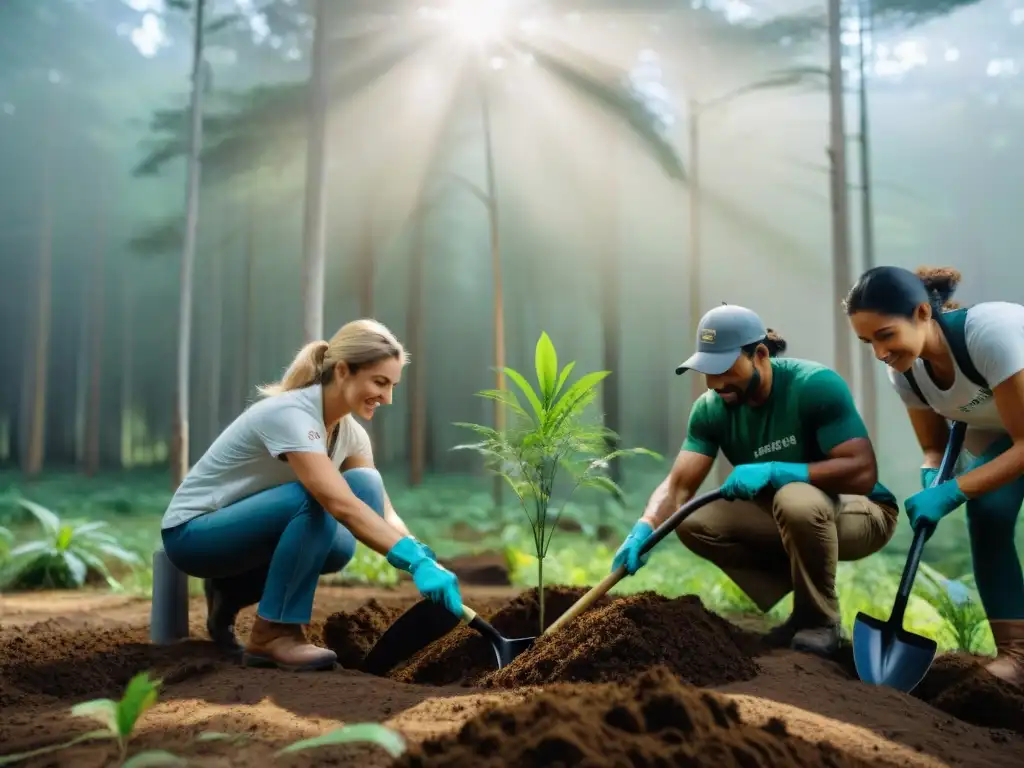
[300,0,331,343]
[407,205,427,486]
[74,284,89,464]
[480,65,505,508]
[24,91,56,478]
[856,0,878,439]
[601,131,621,485]
[358,208,387,457]
[828,0,854,384]
[121,268,134,468]
[171,0,207,487]
[239,168,258,410]
[84,183,107,477]
[208,237,222,442]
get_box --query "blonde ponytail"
[258,319,408,398]
[258,340,329,397]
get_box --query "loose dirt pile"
[912,653,1024,735]
[327,588,760,689]
[395,665,878,768]
[383,586,606,686]
[322,599,408,670]
[486,592,759,689]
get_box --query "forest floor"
[2,554,1023,768]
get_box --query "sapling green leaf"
[454,332,660,631]
[275,723,406,758]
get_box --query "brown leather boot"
[985,619,1024,689]
[243,617,337,672]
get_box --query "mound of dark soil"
[486,592,759,689]
[913,653,1024,735]
[0,621,223,701]
[391,586,599,686]
[322,599,407,670]
[394,665,876,768]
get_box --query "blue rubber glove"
[611,521,654,575]
[721,462,810,501]
[386,537,463,617]
[903,479,967,534]
[920,467,940,489]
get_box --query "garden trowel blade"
[360,600,460,677]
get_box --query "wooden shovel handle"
[545,567,625,635]
[542,488,725,637]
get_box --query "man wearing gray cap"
[611,304,899,656]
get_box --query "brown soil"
[484,592,759,688]
[398,666,877,767]
[1,585,1023,768]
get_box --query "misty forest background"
[1,0,1023,644]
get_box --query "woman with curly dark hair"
[846,265,1024,688]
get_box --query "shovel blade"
[496,636,536,669]
[852,611,937,693]
[360,600,461,677]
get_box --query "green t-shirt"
[682,357,896,507]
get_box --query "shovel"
[852,419,966,693]
[360,488,724,676]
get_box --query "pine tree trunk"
[407,206,427,486]
[84,184,107,476]
[171,0,207,487]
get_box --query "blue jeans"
[961,436,1024,620]
[161,467,385,624]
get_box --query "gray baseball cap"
[675,304,768,376]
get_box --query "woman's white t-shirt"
[161,384,372,529]
[888,301,1024,456]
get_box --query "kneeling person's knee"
[342,467,386,516]
[772,483,832,528]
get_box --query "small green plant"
[919,564,990,653]
[0,525,12,561]
[2,498,141,590]
[0,672,183,767]
[453,331,659,630]
[276,723,406,758]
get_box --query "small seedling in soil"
[275,723,407,759]
[454,331,659,630]
[918,564,990,654]
[2,498,141,590]
[0,671,184,767]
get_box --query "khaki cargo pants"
[676,482,899,625]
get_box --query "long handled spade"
[360,489,724,676]
[852,420,967,693]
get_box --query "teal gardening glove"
[721,462,810,501]
[611,520,654,575]
[920,466,940,490]
[386,537,463,616]
[904,479,967,536]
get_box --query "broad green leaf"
[72,520,109,537]
[276,724,406,758]
[76,549,123,590]
[553,362,576,400]
[94,542,144,565]
[475,388,530,420]
[71,699,119,732]
[62,550,88,586]
[9,541,53,558]
[116,673,162,738]
[0,526,13,543]
[534,332,558,404]
[503,367,544,423]
[548,371,611,432]
[16,499,61,539]
[121,751,187,768]
[56,525,74,552]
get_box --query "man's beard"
[715,368,761,409]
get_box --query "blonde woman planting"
[160,319,462,671]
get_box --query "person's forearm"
[955,441,1024,498]
[641,477,693,528]
[805,456,876,496]
[328,499,404,555]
